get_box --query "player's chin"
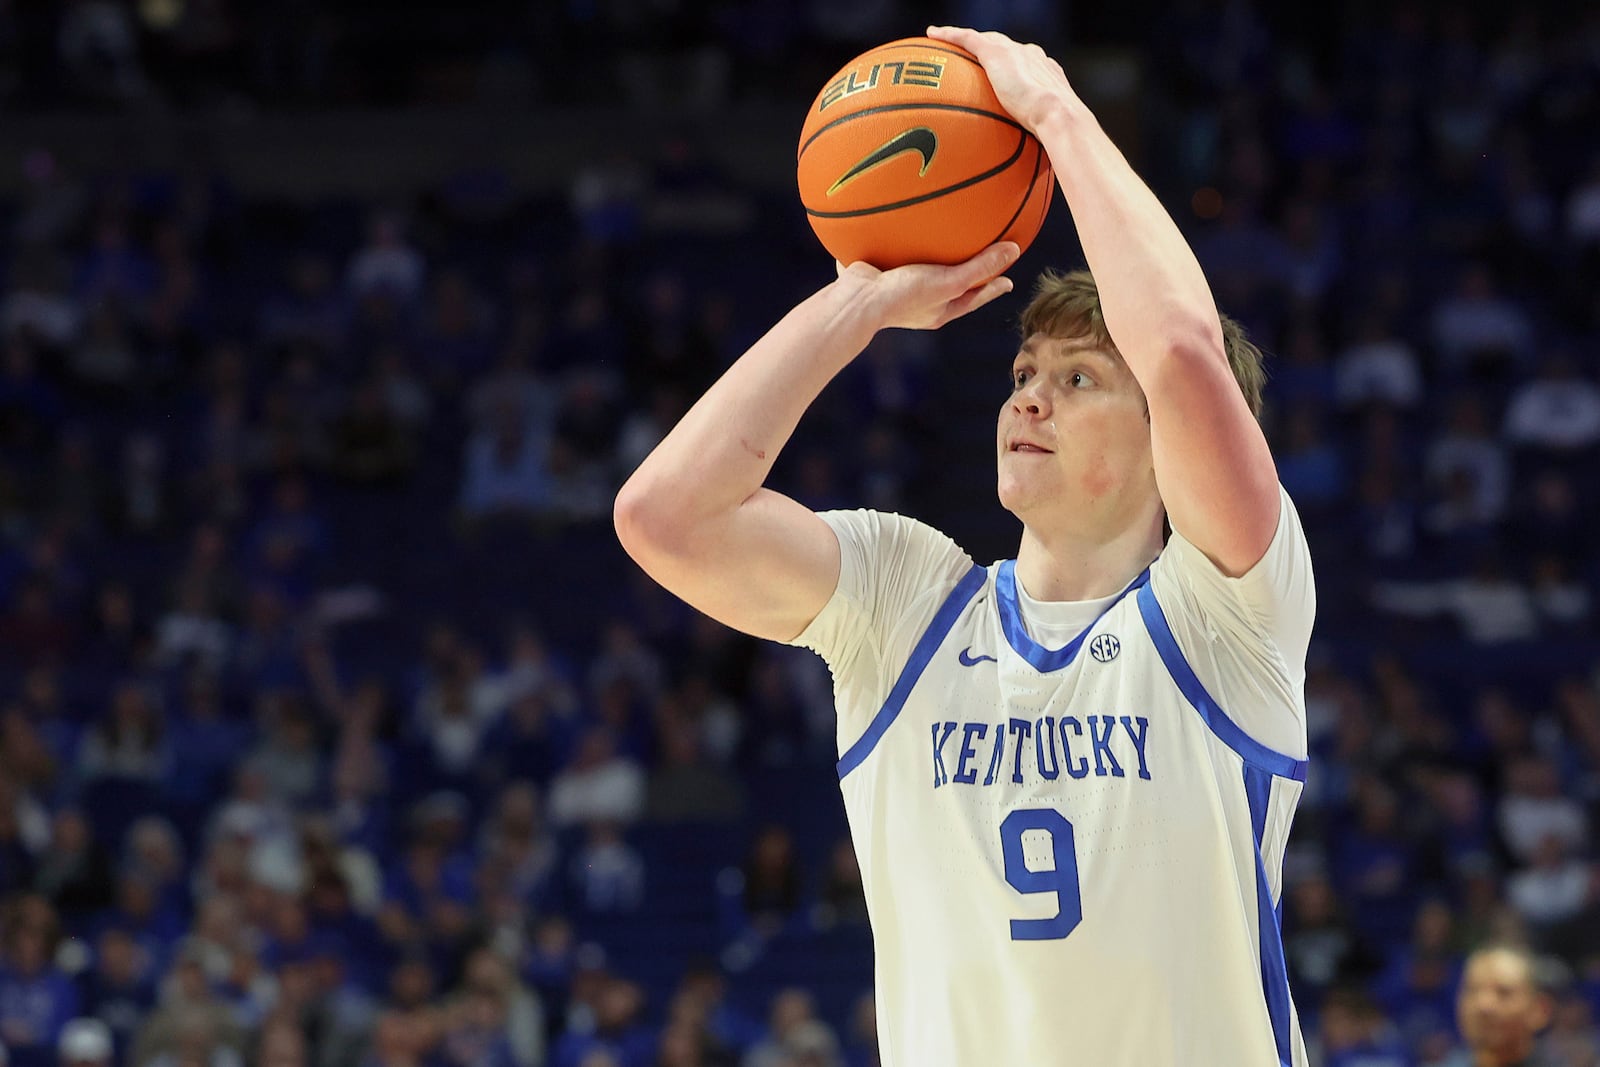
[995,476,1029,512]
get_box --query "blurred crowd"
[0,1,1599,1067]
[0,0,1075,113]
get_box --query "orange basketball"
[797,37,1054,270]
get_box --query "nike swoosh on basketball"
[958,647,997,667]
[827,127,938,196]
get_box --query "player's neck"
[1013,512,1164,603]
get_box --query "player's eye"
[1069,371,1093,389]
[1012,369,1031,389]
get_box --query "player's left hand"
[926,25,1076,134]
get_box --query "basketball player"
[615,25,1314,1067]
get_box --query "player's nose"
[1010,378,1051,417]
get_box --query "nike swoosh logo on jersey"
[827,127,938,196]
[958,647,997,667]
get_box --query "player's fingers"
[942,275,1013,324]
[929,25,1018,50]
[953,242,1020,291]
[925,25,977,47]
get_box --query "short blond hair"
[1018,269,1266,420]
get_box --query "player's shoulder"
[819,507,974,569]
[1153,485,1310,586]
[1148,484,1315,657]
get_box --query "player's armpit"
[614,485,842,644]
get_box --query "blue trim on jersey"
[1135,583,1309,782]
[1245,765,1294,1067]
[837,564,989,780]
[1244,765,1272,844]
[995,561,1150,673]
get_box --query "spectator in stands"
[1502,355,1600,454]
[347,213,425,302]
[1373,899,1462,1052]
[723,826,802,942]
[645,715,744,824]
[1275,404,1349,509]
[76,681,167,786]
[459,405,552,523]
[745,990,836,1067]
[357,1010,425,1067]
[568,821,645,915]
[546,730,645,829]
[132,941,248,1066]
[1507,834,1594,931]
[477,782,558,907]
[1426,394,1510,526]
[550,977,653,1067]
[519,917,579,1020]
[1429,263,1535,379]
[31,807,113,921]
[56,1017,113,1067]
[1449,944,1553,1067]
[256,1018,310,1067]
[0,905,77,1067]
[459,947,544,1067]
[1334,778,1422,946]
[1499,757,1589,867]
[80,925,156,1061]
[1317,987,1410,1067]
[1542,994,1600,1067]
[1285,874,1382,1004]
[438,986,517,1067]
[1336,313,1423,410]
[419,270,496,385]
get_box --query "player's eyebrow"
[1017,339,1121,367]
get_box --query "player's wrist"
[1032,90,1093,143]
[828,266,897,331]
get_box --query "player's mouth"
[1008,440,1053,454]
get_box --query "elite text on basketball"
[818,60,945,113]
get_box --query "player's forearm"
[616,276,882,541]
[1036,96,1225,375]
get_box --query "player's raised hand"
[926,26,1076,134]
[836,241,1019,332]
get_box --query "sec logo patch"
[1089,633,1121,663]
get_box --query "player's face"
[996,334,1156,526]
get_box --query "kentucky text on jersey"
[931,714,1152,788]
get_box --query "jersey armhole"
[835,564,989,780]
[1136,583,1308,782]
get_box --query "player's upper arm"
[614,484,842,643]
[1145,340,1280,577]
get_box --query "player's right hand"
[835,241,1019,331]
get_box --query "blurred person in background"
[56,1017,113,1067]
[0,903,77,1067]
[1448,944,1554,1067]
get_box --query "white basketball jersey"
[791,487,1315,1067]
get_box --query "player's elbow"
[613,473,702,570]
[614,477,668,563]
